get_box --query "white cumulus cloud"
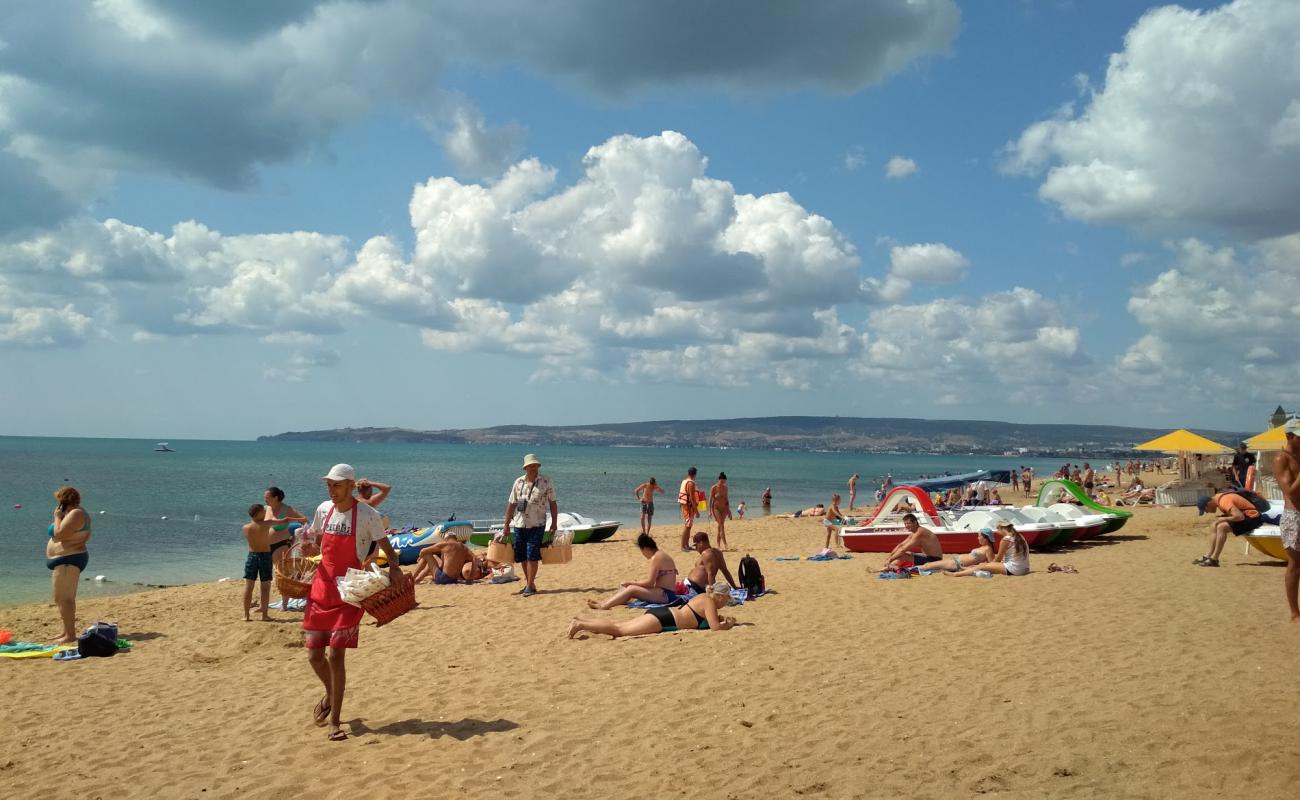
[884,156,918,179]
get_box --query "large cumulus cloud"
[1006,0,1300,237]
[0,0,959,235]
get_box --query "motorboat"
[466,512,620,546]
[154,442,175,452]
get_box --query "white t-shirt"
[508,474,556,528]
[307,499,385,563]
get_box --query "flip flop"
[53,649,83,661]
[313,697,331,727]
[327,729,348,742]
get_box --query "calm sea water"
[0,436,1073,606]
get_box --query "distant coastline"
[258,416,1252,457]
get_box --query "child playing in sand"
[242,503,292,621]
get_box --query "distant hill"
[258,416,1253,456]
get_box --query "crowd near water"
[3,435,1086,606]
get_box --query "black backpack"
[1227,489,1271,514]
[738,555,764,600]
[77,622,119,658]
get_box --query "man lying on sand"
[881,513,944,571]
[568,582,735,639]
[412,540,489,584]
[777,504,825,519]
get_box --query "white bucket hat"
[522,453,541,468]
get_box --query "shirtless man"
[1082,463,1096,497]
[881,513,944,571]
[848,474,859,510]
[412,540,487,585]
[633,477,664,535]
[678,467,699,551]
[709,472,733,550]
[1273,418,1300,622]
[685,531,738,595]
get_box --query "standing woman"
[47,486,91,644]
[264,487,306,607]
[709,472,733,551]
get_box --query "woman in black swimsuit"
[567,582,735,639]
[46,486,91,644]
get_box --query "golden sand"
[2,483,1298,799]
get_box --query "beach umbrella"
[1245,424,1288,452]
[1133,429,1232,480]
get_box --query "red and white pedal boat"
[838,486,1063,554]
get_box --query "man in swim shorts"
[1273,419,1300,622]
[634,477,663,535]
[880,513,944,571]
[685,532,738,596]
[412,539,488,585]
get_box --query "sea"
[0,436,1078,606]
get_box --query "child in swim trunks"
[243,503,293,621]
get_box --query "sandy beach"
[3,483,1298,800]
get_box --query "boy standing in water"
[242,503,292,622]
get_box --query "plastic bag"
[551,530,574,547]
[336,563,391,605]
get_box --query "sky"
[1,0,1297,439]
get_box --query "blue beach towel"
[806,553,853,561]
[628,597,687,609]
[773,556,801,561]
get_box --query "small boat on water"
[154,442,175,452]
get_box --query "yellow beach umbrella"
[1133,429,1233,454]
[1245,424,1288,452]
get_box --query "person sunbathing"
[568,582,735,638]
[777,504,825,518]
[586,533,679,609]
[881,513,944,570]
[412,540,487,585]
[923,528,997,573]
[947,522,1030,577]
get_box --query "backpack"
[738,555,764,600]
[77,622,119,658]
[1227,489,1271,514]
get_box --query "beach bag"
[77,622,119,658]
[1227,489,1271,514]
[738,555,764,600]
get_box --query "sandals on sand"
[327,729,348,742]
[1192,556,1220,567]
[1047,563,1078,574]
[313,697,331,727]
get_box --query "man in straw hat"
[1273,418,1300,622]
[504,453,558,596]
[301,463,402,741]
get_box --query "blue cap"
[1197,495,1214,515]
[977,527,995,542]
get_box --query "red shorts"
[303,625,359,650]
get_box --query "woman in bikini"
[263,487,307,608]
[569,582,736,638]
[47,486,91,644]
[924,527,997,573]
[947,522,1030,577]
[586,533,680,610]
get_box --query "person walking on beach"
[709,472,733,550]
[1272,419,1300,622]
[301,464,402,741]
[848,473,859,510]
[634,477,663,535]
[505,454,558,596]
[46,486,91,644]
[678,467,699,551]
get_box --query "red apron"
[303,503,364,632]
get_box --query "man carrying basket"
[302,463,402,741]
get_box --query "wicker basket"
[487,539,514,563]
[540,543,573,565]
[274,547,317,599]
[359,573,418,627]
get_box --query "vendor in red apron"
[302,463,402,741]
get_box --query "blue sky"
[2,0,1296,439]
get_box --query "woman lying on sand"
[586,533,678,609]
[925,527,996,573]
[947,522,1030,577]
[569,582,735,638]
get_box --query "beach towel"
[806,553,853,561]
[0,642,75,659]
[628,597,687,609]
[773,556,801,561]
[268,598,307,611]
